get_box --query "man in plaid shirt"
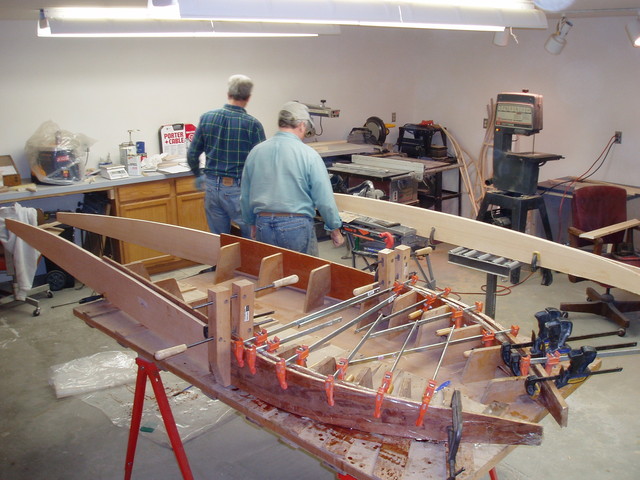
[188,74,265,237]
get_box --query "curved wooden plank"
[335,194,640,296]
[4,219,208,371]
[56,212,221,266]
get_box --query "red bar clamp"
[451,309,463,329]
[275,358,288,390]
[246,345,257,375]
[416,379,437,427]
[520,355,531,376]
[374,387,385,419]
[336,358,349,380]
[545,351,561,374]
[267,336,280,353]
[295,345,309,367]
[254,328,268,346]
[482,329,495,348]
[233,338,245,367]
[325,376,335,407]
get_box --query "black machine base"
[476,191,553,241]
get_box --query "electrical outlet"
[483,118,488,129]
[391,112,396,123]
[614,131,622,144]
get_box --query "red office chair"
[559,185,640,329]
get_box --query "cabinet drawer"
[116,180,172,204]
[175,175,198,195]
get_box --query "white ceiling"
[0,1,637,21]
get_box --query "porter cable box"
[158,123,196,157]
[0,155,21,187]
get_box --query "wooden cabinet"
[113,176,207,273]
[175,176,208,231]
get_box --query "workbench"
[0,170,207,273]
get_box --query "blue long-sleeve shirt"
[187,104,265,178]
[241,131,342,231]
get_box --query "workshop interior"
[1,1,640,480]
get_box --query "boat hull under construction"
[7,208,619,451]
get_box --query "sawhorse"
[124,357,194,480]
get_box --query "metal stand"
[124,357,194,480]
[448,247,521,319]
[476,191,553,241]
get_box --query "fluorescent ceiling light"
[45,1,180,20]
[179,0,548,31]
[37,18,338,38]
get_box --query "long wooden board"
[334,194,640,295]
[56,212,221,267]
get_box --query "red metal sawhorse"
[124,357,194,480]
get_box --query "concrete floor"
[1,237,638,480]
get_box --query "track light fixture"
[493,27,518,47]
[544,16,572,55]
[626,16,640,47]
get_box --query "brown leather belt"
[257,212,306,217]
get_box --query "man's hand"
[330,229,345,248]
[194,175,206,191]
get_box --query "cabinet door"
[117,197,176,264]
[176,192,208,232]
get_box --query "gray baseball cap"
[281,101,315,131]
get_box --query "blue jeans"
[204,175,251,238]
[255,215,318,256]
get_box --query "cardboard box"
[0,155,21,187]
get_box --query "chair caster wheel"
[33,307,41,317]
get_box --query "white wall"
[1,17,638,218]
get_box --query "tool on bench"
[191,275,298,310]
[523,346,640,397]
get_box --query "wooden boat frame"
[6,194,640,478]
